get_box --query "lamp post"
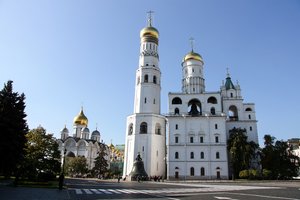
[59,149,67,190]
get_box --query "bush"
[262,169,272,179]
[239,170,249,179]
[37,172,56,181]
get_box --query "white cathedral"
[123,14,258,180]
[57,108,105,170]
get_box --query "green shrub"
[239,170,249,179]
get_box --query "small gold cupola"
[73,107,88,126]
[140,11,159,44]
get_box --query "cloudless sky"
[1,0,299,146]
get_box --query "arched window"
[200,152,204,159]
[140,122,147,134]
[210,107,216,115]
[245,107,252,111]
[155,123,161,135]
[174,108,180,115]
[216,152,220,159]
[153,76,157,84]
[175,152,179,159]
[190,167,194,176]
[228,105,238,121]
[128,123,133,135]
[201,167,205,176]
[190,152,194,159]
[188,98,202,116]
[144,74,148,83]
[207,96,217,104]
[172,97,182,104]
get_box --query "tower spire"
[189,37,195,52]
[147,10,154,26]
[226,67,230,77]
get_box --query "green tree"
[22,126,61,180]
[92,143,108,178]
[65,156,88,177]
[261,135,299,179]
[227,127,259,179]
[0,81,28,177]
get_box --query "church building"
[123,13,258,180]
[57,107,108,170]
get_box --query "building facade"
[123,14,166,179]
[123,14,258,180]
[57,107,108,170]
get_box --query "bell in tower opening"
[129,153,148,181]
[188,99,202,116]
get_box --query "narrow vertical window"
[175,124,178,130]
[215,136,219,143]
[190,137,194,143]
[153,76,157,84]
[216,152,220,159]
[175,152,179,159]
[190,152,194,159]
[201,167,205,176]
[201,152,204,159]
[215,124,218,129]
[250,126,252,131]
[190,167,194,176]
[200,136,204,143]
[175,136,179,143]
[248,114,251,119]
[144,74,148,83]
[144,98,147,103]
[153,99,156,104]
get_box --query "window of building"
[140,122,147,134]
[175,152,179,159]
[190,167,194,176]
[155,123,161,135]
[207,96,217,104]
[250,126,252,131]
[216,152,220,159]
[200,152,204,159]
[153,98,155,104]
[200,136,204,143]
[190,137,194,143]
[172,97,182,104]
[190,152,194,159]
[175,136,179,143]
[211,107,216,115]
[215,124,218,129]
[144,74,148,83]
[175,108,179,115]
[215,136,219,143]
[175,124,178,130]
[153,76,157,84]
[144,98,147,103]
[201,167,205,176]
[230,93,233,98]
[248,114,251,119]
[128,123,133,135]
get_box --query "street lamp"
[59,149,67,190]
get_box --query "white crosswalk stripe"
[72,185,279,195]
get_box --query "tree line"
[228,127,299,180]
[0,81,109,181]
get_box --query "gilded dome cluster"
[73,108,88,126]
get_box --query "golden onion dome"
[140,26,159,39]
[73,108,88,126]
[182,51,203,63]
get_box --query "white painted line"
[83,189,93,194]
[214,197,238,200]
[227,192,300,200]
[90,189,101,194]
[98,189,112,194]
[75,189,82,194]
[107,189,121,194]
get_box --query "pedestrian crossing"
[70,185,279,195]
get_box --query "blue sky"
[1,0,299,146]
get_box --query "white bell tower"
[123,12,166,179]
